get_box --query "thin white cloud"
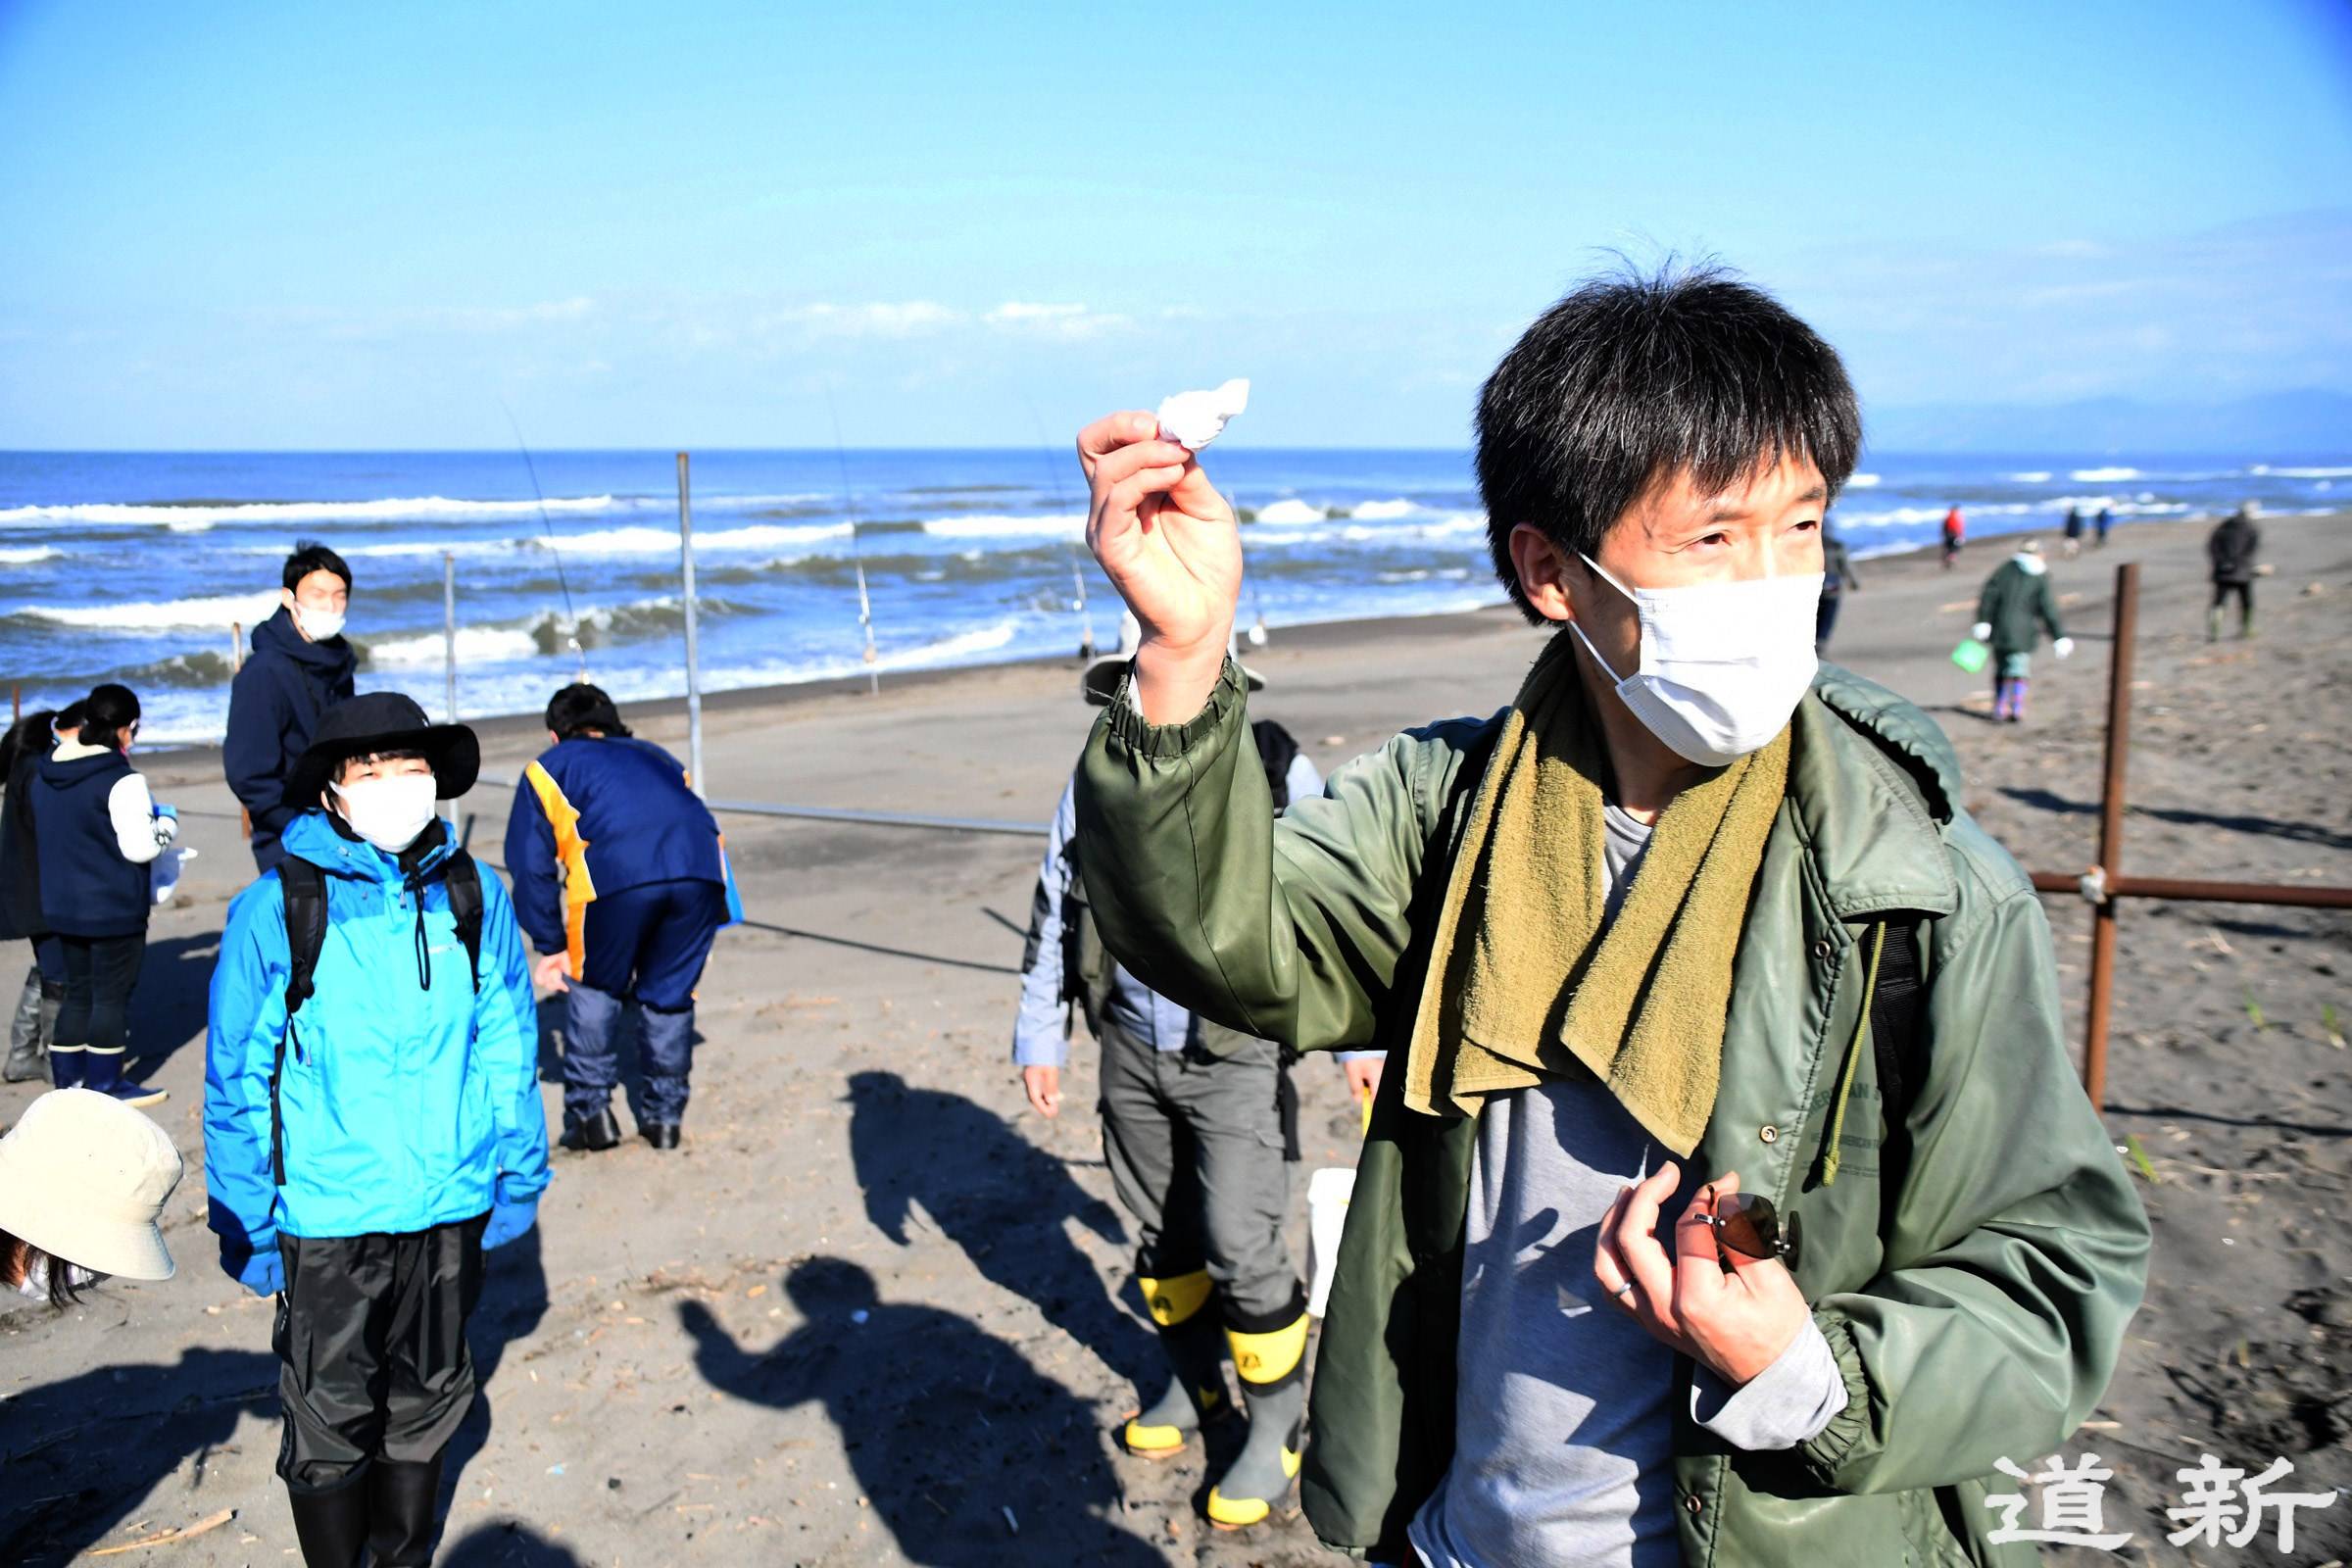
[771,301,963,337]
[984,301,1132,338]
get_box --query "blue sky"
[2,0,2347,449]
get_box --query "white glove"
[153,813,180,846]
[1970,621,1992,642]
[2053,637,2075,660]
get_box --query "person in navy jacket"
[505,684,729,1153]
[224,542,357,872]
[34,684,174,1106]
[205,692,548,1568]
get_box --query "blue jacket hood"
[279,807,455,886]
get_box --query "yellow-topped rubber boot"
[1122,1270,1230,1458]
[1206,1314,1309,1529]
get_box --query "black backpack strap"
[1869,919,1925,1125]
[279,858,328,1018]
[443,848,485,994]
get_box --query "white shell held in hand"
[1156,378,1250,451]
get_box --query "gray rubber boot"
[3,966,45,1083]
[1121,1308,1230,1457]
[1205,1373,1306,1529]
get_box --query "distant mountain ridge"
[1864,390,2352,457]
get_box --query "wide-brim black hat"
[284,692,481,807]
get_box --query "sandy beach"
[4,509,2347,1567]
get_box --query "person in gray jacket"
[1015,621,1381,1531]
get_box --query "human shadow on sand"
[431,1222,553,1538]
[846,1069,1153,1387]
[441,1520,588,1566]
[683,1258,1161,1567]
[122,931,221,1079]
[0,1342,278,1564]
[1998,785,2352,853]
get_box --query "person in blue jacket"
[225,542,358,872]
[205,692,549,1568]
[505,684,730,1153]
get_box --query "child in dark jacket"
[206,692,548,1568]
[33,685,172,1105]
[505,684,732,1152]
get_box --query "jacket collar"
[253,606,357,676]
[1782,665,1961,921]
[279,809,456,886]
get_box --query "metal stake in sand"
[442,551,459,723]
[232,621,250,839]
[677,452,707,798]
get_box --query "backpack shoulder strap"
[1870,919,1926,1123]
[444,848,485,993]
[279,858,328,1018]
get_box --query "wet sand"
[4,510,2347,1566]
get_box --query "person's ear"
[548,731,560,746]
[1508,523,1579,624]
[280,587,297,612]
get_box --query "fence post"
[677,452,706,797]
[2082,562,2138,1107]
[443,551,459,723]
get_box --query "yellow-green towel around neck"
[1401,629,1790,1155]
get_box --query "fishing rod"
[499,398,587,683]
[824,388,880,696]
[1024,397,1095,660]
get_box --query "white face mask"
[291,599,346,642]
[1567,553,1824,766]
[329,773,438,853]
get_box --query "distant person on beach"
[1067,265,2148,1566]
[507,683,733,1153]
[0,1087,181,1308]
[2207,503,2262,640]
[1972,539,2073,722]
[225,541,357,873]
[1814,524,1860,655]
[33,683,174,1106]
[2,709,65,1084]
[1939,505,1964,568]
[0,1086,180,1306]
[206,692,547,1568]
[2094,504,2113,548]
[2061,505,2085,559]
[1017,615,1378,1530]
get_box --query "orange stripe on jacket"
[524,760,596,979]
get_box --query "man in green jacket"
[1067,267,2150,1565]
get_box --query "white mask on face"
[291,599,346,643]
[329,772,438,853]
[1567,553,1825,766]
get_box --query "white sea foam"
[2008,471,2054,483]
[921,514,1086,540]
[2251,466,2352,479]
[0,546,63,564]
[367,625,542,666]
[2069,467,2138,482]
[1845,473,1881,488]
[0,494,623,528]
[1349,498,1419,519]
[21,591,280,631]
[1253,499,1327,526]
[560,522,853,555]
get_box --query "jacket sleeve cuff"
[1097,657,1249,763]
[1795,1308,1873,1480]
[1690,1314,1848,1451]
[496,1167,550,1206]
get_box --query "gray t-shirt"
[1408,804,1846,1568]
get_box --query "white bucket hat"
[0,1089,183,1281]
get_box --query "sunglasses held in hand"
[1707,1190,1797,1268]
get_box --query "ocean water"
[1,448,2343,745]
